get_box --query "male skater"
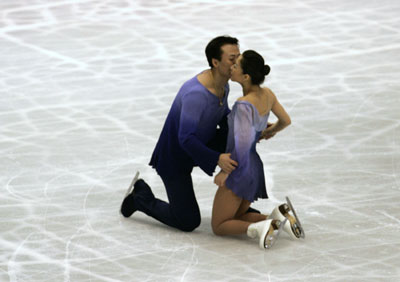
[121,36,259,231]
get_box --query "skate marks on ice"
[1,0,400,281]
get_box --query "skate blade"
[286,196,305,239]
[264,219,287,249]
[120,171,140,216]
[124,171,140,198]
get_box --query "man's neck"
[210,69,228,90]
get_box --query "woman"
[211,50,300,249]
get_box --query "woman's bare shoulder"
[237,96,256,106]
[263,87,274,95]
[236,96,258,113]
[263,87,277,100]
[236,96,247,102]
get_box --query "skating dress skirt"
[225,101,269,202]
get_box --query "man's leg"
[131,173,201,232]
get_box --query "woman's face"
[230,55,244,82]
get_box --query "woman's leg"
[211,185,252,235]
[234,200,268,222]
[236,211,268,223]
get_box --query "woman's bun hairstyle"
[241,50,270,85]
[264,65,270,76]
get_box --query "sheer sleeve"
[232,103,255,171]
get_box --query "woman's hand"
[260,130,276,140]
[214,170,228,187]
[259,122,276,141]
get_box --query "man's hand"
[218,153,238,174]
[214,170,228,187]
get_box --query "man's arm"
[178,92,227,175]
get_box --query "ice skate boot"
[120,171,140,217]
[269,196,305,239]
[247,219,287,249]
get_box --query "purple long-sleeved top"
[149,73,230,176]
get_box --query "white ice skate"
[269,196,305,239]
[119,171,140,215]
[247,218,287,249]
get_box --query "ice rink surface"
[1,0,400,281]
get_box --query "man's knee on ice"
[177,214,201,232]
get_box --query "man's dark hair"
[205,36,239,68]
[240,50,270,85]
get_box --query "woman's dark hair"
[205,35,239,68]
[240,50,270,85]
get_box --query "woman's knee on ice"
[212,224,223,236]
[211,218,226,236]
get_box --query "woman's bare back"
[238,88,275,116]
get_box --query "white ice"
[1,0,400,281]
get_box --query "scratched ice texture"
[1,0,399,281]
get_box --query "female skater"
[211,50,295,249]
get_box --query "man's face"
[217,44,240,78]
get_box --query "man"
[121,36,258,232]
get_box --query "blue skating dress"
[225,101,269,202]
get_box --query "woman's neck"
[242,83,261,96]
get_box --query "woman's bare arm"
[261,91,291,139]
